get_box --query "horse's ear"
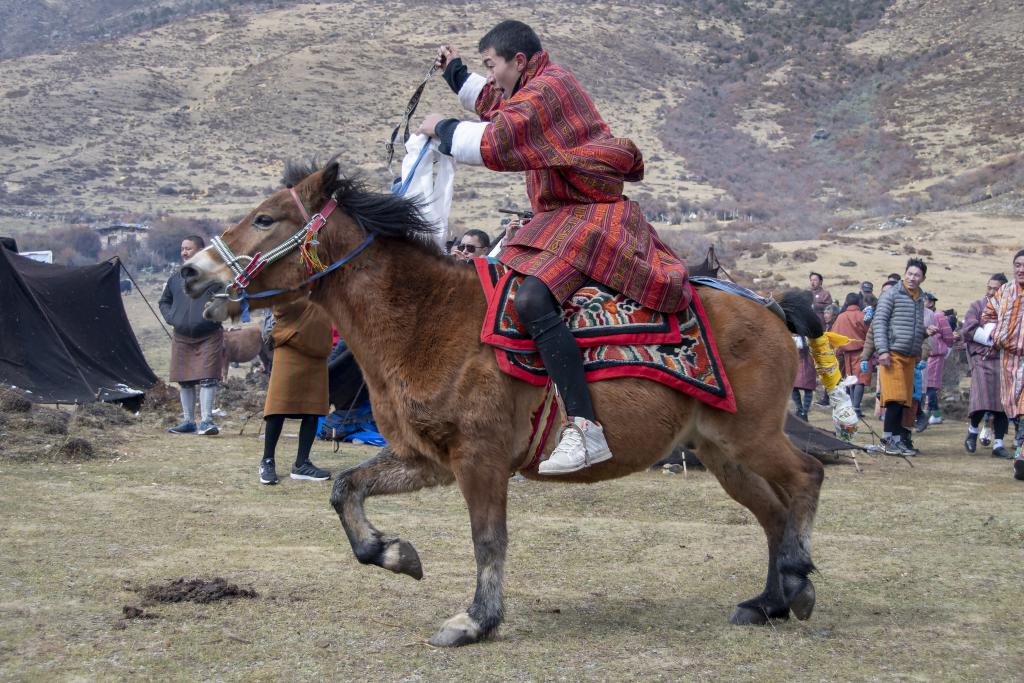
[322,161,341,197]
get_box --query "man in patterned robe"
[981,250,1024,479]
[418,20,688,474]
[961,273,1010,458]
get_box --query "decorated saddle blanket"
[473,259,736,413]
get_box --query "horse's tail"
[778,290,823,339]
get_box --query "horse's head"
[181,161,343,320]
[181,159,440,321]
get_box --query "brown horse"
[223,325,272,376]
[181,161,825,647]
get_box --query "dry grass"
[0,410,1022,680]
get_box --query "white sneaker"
[928,415,943,425]
[538,417,613,475]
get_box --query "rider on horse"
[418,20,688,474]
[418,21,857,471]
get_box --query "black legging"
[969,410,1008,439]
[513,276,596,422]
[263,414,319,466]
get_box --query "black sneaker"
[992,446,1013,460]
[259,459,279,485]
[964,432,978,454]
[913,412,929,433]
[291,461,331,481]
[882,436,913,457]
[167,421,196,434]
[1014,458,1024,481]
[901,437,920,456]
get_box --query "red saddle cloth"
[474,259,736,413]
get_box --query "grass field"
[1,408,1022,681]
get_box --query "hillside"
[0,0,1022,250]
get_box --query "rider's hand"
[435,45,461,70]
[416,113,445,138]
[505,216,522,241]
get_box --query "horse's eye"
[253,214,276,228]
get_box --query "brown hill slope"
[0,0,1021,244]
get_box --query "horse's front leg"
[331,446,454,579]
[429,458,509,647]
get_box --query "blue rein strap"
[236,232,377,322]
[390,141,433,197]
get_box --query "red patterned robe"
[457,51,689,312]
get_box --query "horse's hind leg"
[710,432,824,623]
[429,458,508,647]
[772,442,823,621]
[697,441,791,624]
[330,446,454,580]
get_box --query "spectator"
[822,304,840,330]
[808,272,832,323]
[961,273,1010,458]
[860,280,874,301]
[873,258,930,456]
[861,279,897,418]
[980,250,1024,478]
[791,336,816,420]
[922,292,955,424]
[452,229,492,262]
[831,292,868,417]
[159,235,223,436]
[259,297,333,485]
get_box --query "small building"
[94,223,150,248]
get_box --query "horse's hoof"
[730,605,770,625]
[381,539,423,580]
[427,612,482,647]
[789,578,816,621]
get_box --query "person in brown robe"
[258,296,333,485]
[830,292,869,416]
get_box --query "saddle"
[473,259,736,413]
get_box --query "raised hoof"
[789,578,816,621]
[381,539,423,580]
[427,612,483,647]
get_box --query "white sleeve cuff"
[458,73,487,111]
[451,121,487,165]
[973,322,995,346]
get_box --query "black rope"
[385,61,439,177]
[117,259,172,342]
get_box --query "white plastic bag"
[393,134,455,251]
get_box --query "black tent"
[0,245,157,403]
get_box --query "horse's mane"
[283,158,441,255]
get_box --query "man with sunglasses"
[451,229,491,261]
[417,20,689,474]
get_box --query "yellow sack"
[808,334,843,393]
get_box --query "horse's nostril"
[180,265,198,280]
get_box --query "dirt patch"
[139,577,258,605]
[55,437,95,460]
[74,401,134,429]
[0,390,136,462]
[0,388,32,413]
[122,605,159,620]
[140,380,183,419]
[217,376,268,416]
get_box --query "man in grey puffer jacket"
[873,258,936,455]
